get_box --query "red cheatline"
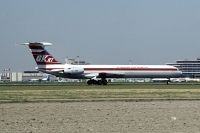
[84,68,177,71]
[39,67,177,71]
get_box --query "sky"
[0,0,200,71]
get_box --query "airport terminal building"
[167,58,200,78]
[0,71,47,82]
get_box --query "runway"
[1,101,200,133]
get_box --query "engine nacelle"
[64,66,84,74]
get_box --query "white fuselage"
[38,64,182,79]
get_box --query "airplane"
[29,74,50,82]
[22,42,182,85]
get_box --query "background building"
[65,57,90,65]
[167,58,200,78]
[0,71,55,82]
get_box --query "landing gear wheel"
[87,79,108,85]
[87,79,98,85]
[97,80,102,85]
[87,80,93,85]
[102,80,108,85]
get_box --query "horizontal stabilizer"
[21,42,52,46]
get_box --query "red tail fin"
[27,42,61,65]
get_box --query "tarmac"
[1,101,200,133]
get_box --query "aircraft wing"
[97,72,125,78]
[84,72,125,79]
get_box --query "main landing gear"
[87,79,108,85]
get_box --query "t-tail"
[22,42,62,71]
